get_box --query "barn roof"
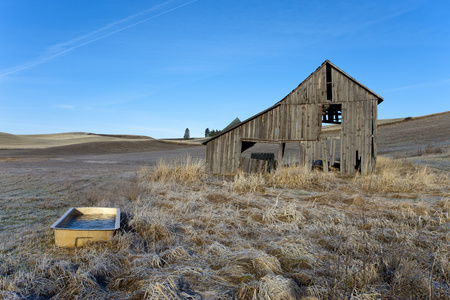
[222,117,241,131]
[203,60,383,145]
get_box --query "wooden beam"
[278,143,286,168]
[322,139,328,172]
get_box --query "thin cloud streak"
[381,79,450,93]
[47,1,176,54]
[0,0,199,78]
[56,105,76,110]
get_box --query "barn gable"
[204,60,383,175]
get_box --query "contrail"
[381,79,450,93]
[0,0,199,78]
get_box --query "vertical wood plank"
[372,99,378,172]
[277,143,286,167]
[295,105,300,140]
[363,100,369,174]
[206,144,211,173]
[292,105,297,140]
[226,133,231,174]
[330,138,335,167]
[305,141,312,172]
[322,139,328,172]
[341,102,348,174]
[350,101,356,175]
[299,141,305,167]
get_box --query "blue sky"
[1,0,449,138]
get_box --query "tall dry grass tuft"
[139,157,205,184]
[143,276,202,300]
[257,275,302,300]
[438,198,449,213]
[128,203,175,249]
[266,243,316,271]
[227,250,283,278]
[267,165,338,190]
[52,269,108,299]
[230,165,340,193]
[354,157,449,195]
[232,171,266,193]
[81,178,146,208]
[237,275,303,300]
[230,156,448,198]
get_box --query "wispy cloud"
[56,105,76,110]
[381,79,450,93]
[0,0,199,78]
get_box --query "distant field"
[378,111,450,155]
[0,132,154,150]
[377,111,450,171]
[2,111,449,152]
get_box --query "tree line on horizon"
[204,128,221,137]
[183,128,222,139]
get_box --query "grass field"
[1,156,449,299]
[0,112,449,299]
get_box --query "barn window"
[322,104,342,124]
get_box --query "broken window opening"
[319,103,342,172]
[322,104,342,124]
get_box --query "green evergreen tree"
[205,128,210,137]
[209,129,221,137]
[183,128,190,140]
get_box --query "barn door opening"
[319,104,342,171]
[239,141,279,173]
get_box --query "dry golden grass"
[1,156,449,299]
[231,171,267,193]
[354,157,449,196]
[139,156,205,183]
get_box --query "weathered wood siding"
[340,99,378,175]
[206,128,242,174]
[284,64,328,105]
[205,61,381,175]
[205,103,321,174]
[239,104,320,142]
[331,69,379,104]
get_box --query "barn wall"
[340,99,378,175]
[331,69,378,103]
[205,128,242,174]
[205,102,322,174]
[241,104,320,142]
[284,64,328,105]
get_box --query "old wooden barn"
[203,60,384,175]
